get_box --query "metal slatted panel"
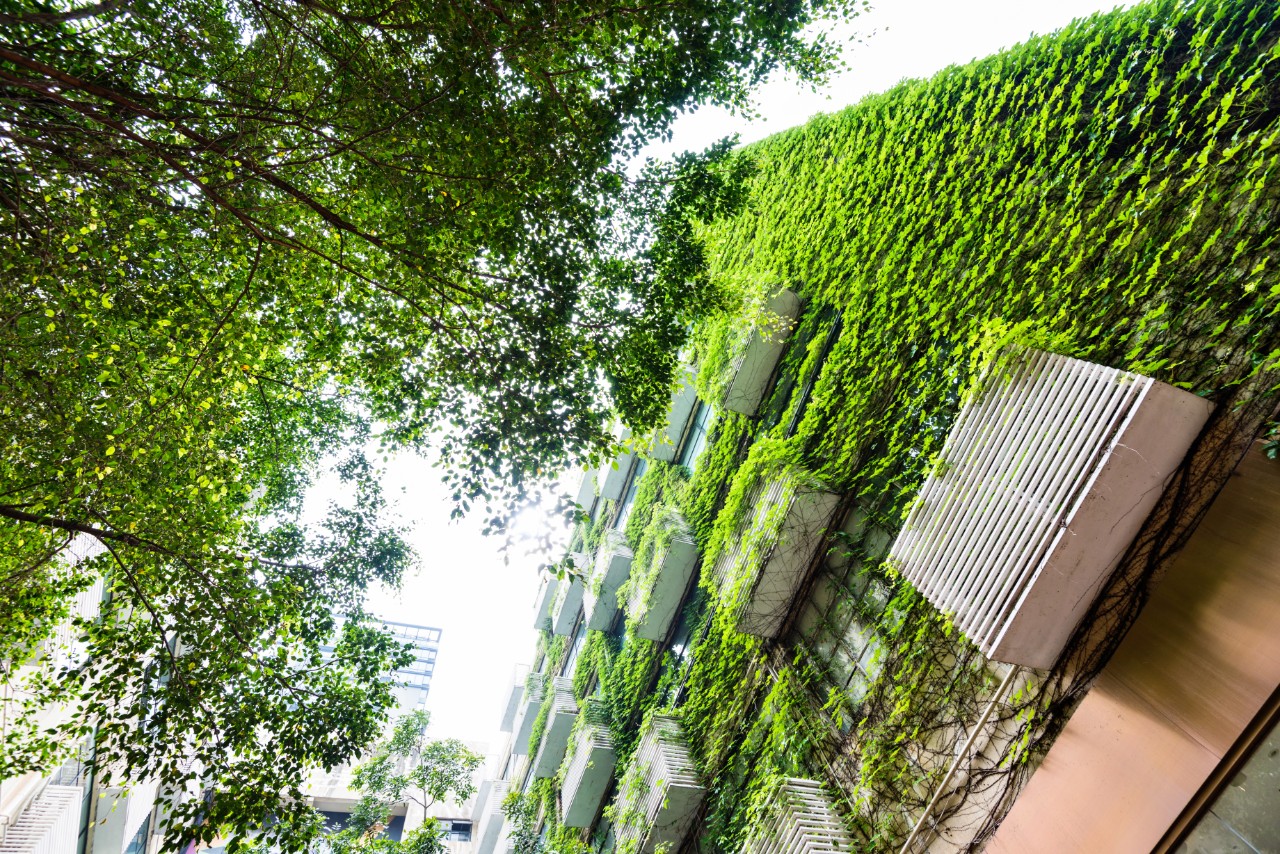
[615,715,705,854]
[742,779,852,854]
[0,785,82,854]
[889,348,1213,667]
[561,704,617,828]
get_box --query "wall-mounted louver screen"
[0,784,82,854]
[561,704,617,828]
[725,290,800,417]
[889,348,1213,668]
[713,472,839,638]
[741,778,853,854]
[614,715,706,854]
[583,532,632,631]
[531,678,579,777]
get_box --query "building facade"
[468,2,1280,852]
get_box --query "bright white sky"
[356,0,1137,750]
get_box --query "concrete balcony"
[614,715,705,854]
[724,289,800,417]
[712,472,839,638]
[498,664,530,733]
[583,533,633,631]
[598,441,636,501]
[550,555,588,636]
[560,704,618,828]
[510,674,545,757]
[532,575,560,631]
[741,778,852,854]
[531,677,578,778]
[888,347,1214,668]
[474,781,510,854]
[626,512,698,642]
[650,376,700,463]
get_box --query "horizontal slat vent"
[742,778,852,854]
[561,704,617,828]
[889,347,1213,667]
[615,715,705,854]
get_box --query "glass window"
[677,403,713,471]
[444,821,472,842]
[563,621,588,674]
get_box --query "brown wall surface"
[988,444,1280,854]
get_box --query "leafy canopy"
[0,0,859,849]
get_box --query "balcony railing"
[889,347,1214,668]
[614,715,705,854]
[626,512,698,642]
[712,472,838,638]
[741,778,852,854]
[560,703,618,828]
[583,533,633,631]
[531,677,579,778]
[724,290,800,417]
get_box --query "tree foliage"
[323,710,482,854]
[0,0,859,848]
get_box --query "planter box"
[574,467,596,508]
[615,715,705,854]
[531,677,579,777]
[724,290,801,417]
[742,778,853,854]
[583,533,633,631]
[627,515,698,642]
[889,348,1213,669]
[712,473,839,638]
[561,714,618,828]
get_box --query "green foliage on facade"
[533,1,1280,850]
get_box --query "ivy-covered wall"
[505,1,1280,851]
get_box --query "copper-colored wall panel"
[988,446,1280,853]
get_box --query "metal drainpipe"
[898,665,1021,854]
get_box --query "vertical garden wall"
[500,1,1280,851]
